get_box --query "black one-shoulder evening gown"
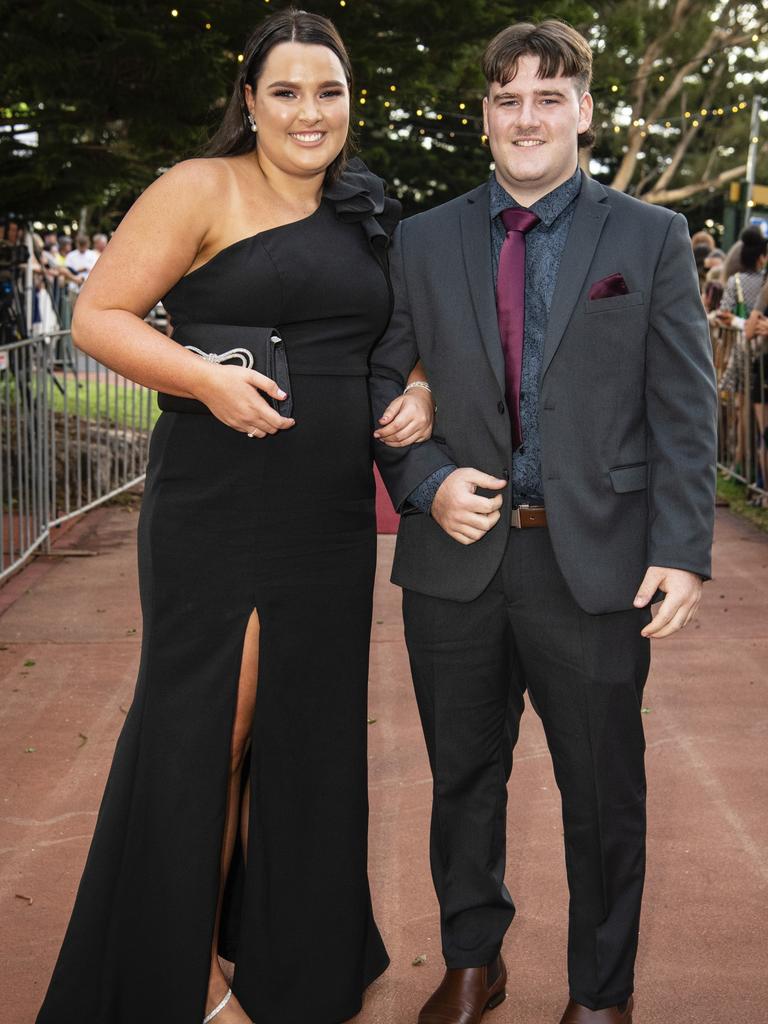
[36,163,397,1024]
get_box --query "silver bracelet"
[404,380,432,395]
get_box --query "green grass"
[47,377,161,430]
[0,374,161,431]
[717,472,768,534]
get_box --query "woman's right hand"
[194,363,295,437]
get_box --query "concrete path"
[0,504,766,1023]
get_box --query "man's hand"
[633,566,703,638]
[431,468,506,545]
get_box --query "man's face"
[483,54,593,203]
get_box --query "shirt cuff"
[407,465,457,514]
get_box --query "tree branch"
[611,11,768,192]
[645,61,727,195]
[643,163,745,204]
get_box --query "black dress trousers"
[402,525,651,1011]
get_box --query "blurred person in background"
[716,228,768,482]
[744,280,768,501]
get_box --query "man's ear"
[577,90,594,135]
[482,94,490,138]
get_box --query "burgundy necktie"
[497,207,540,450]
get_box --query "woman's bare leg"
[205,610,261,1023]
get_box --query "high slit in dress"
[36,162,397,1024]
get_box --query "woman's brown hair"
[482,20,595,148]
[204,7,354,181]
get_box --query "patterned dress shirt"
[409,167,582,511]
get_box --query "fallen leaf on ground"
[24,747,36,753]
[15,894,33,905]
[23,659,35,667]
[412,954,428,966]
[641,707,651,714]
[77,733,88,748]
[367,717,377,725]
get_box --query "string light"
[348,32,763,149]
[171,8,179,16]
[237,53,244,62]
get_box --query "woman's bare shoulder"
[154,157,234,197]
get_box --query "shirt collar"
[489,167,582,227]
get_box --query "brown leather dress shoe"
[417,955,507,1024]
[558,994,634,1023]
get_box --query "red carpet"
[375,465,400,534]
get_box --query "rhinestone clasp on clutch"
[184,345,254,369]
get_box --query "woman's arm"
[72,160,293,438]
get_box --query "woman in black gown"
[35,10,434,1024]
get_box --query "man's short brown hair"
[483,20,594,147]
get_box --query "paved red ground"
[1,504,766,1023]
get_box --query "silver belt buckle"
[510,504,528,529]
[510,504,544,528]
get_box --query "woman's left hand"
[374,389,434,447]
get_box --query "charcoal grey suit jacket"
[370,174,717,614]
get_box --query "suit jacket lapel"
[541,175,609,378]
[459,183,506,395]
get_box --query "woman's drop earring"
[247,112,258,134]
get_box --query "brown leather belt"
[510,505,547,529]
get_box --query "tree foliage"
[2,0,767,227]
[587,0,768,208]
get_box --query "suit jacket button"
[502,469,510,480]
[497,401,505,414]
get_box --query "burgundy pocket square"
[589,273,630,300]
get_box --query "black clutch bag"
[157,322,292,417]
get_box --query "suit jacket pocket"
[585,290,645,314]
[609,463,648,493]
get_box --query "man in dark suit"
[370,19,717,1024]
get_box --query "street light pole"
[744,94,763,229]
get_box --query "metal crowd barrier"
[712,323,768,501]
[2,323,765,586]
[1,330,155,584]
